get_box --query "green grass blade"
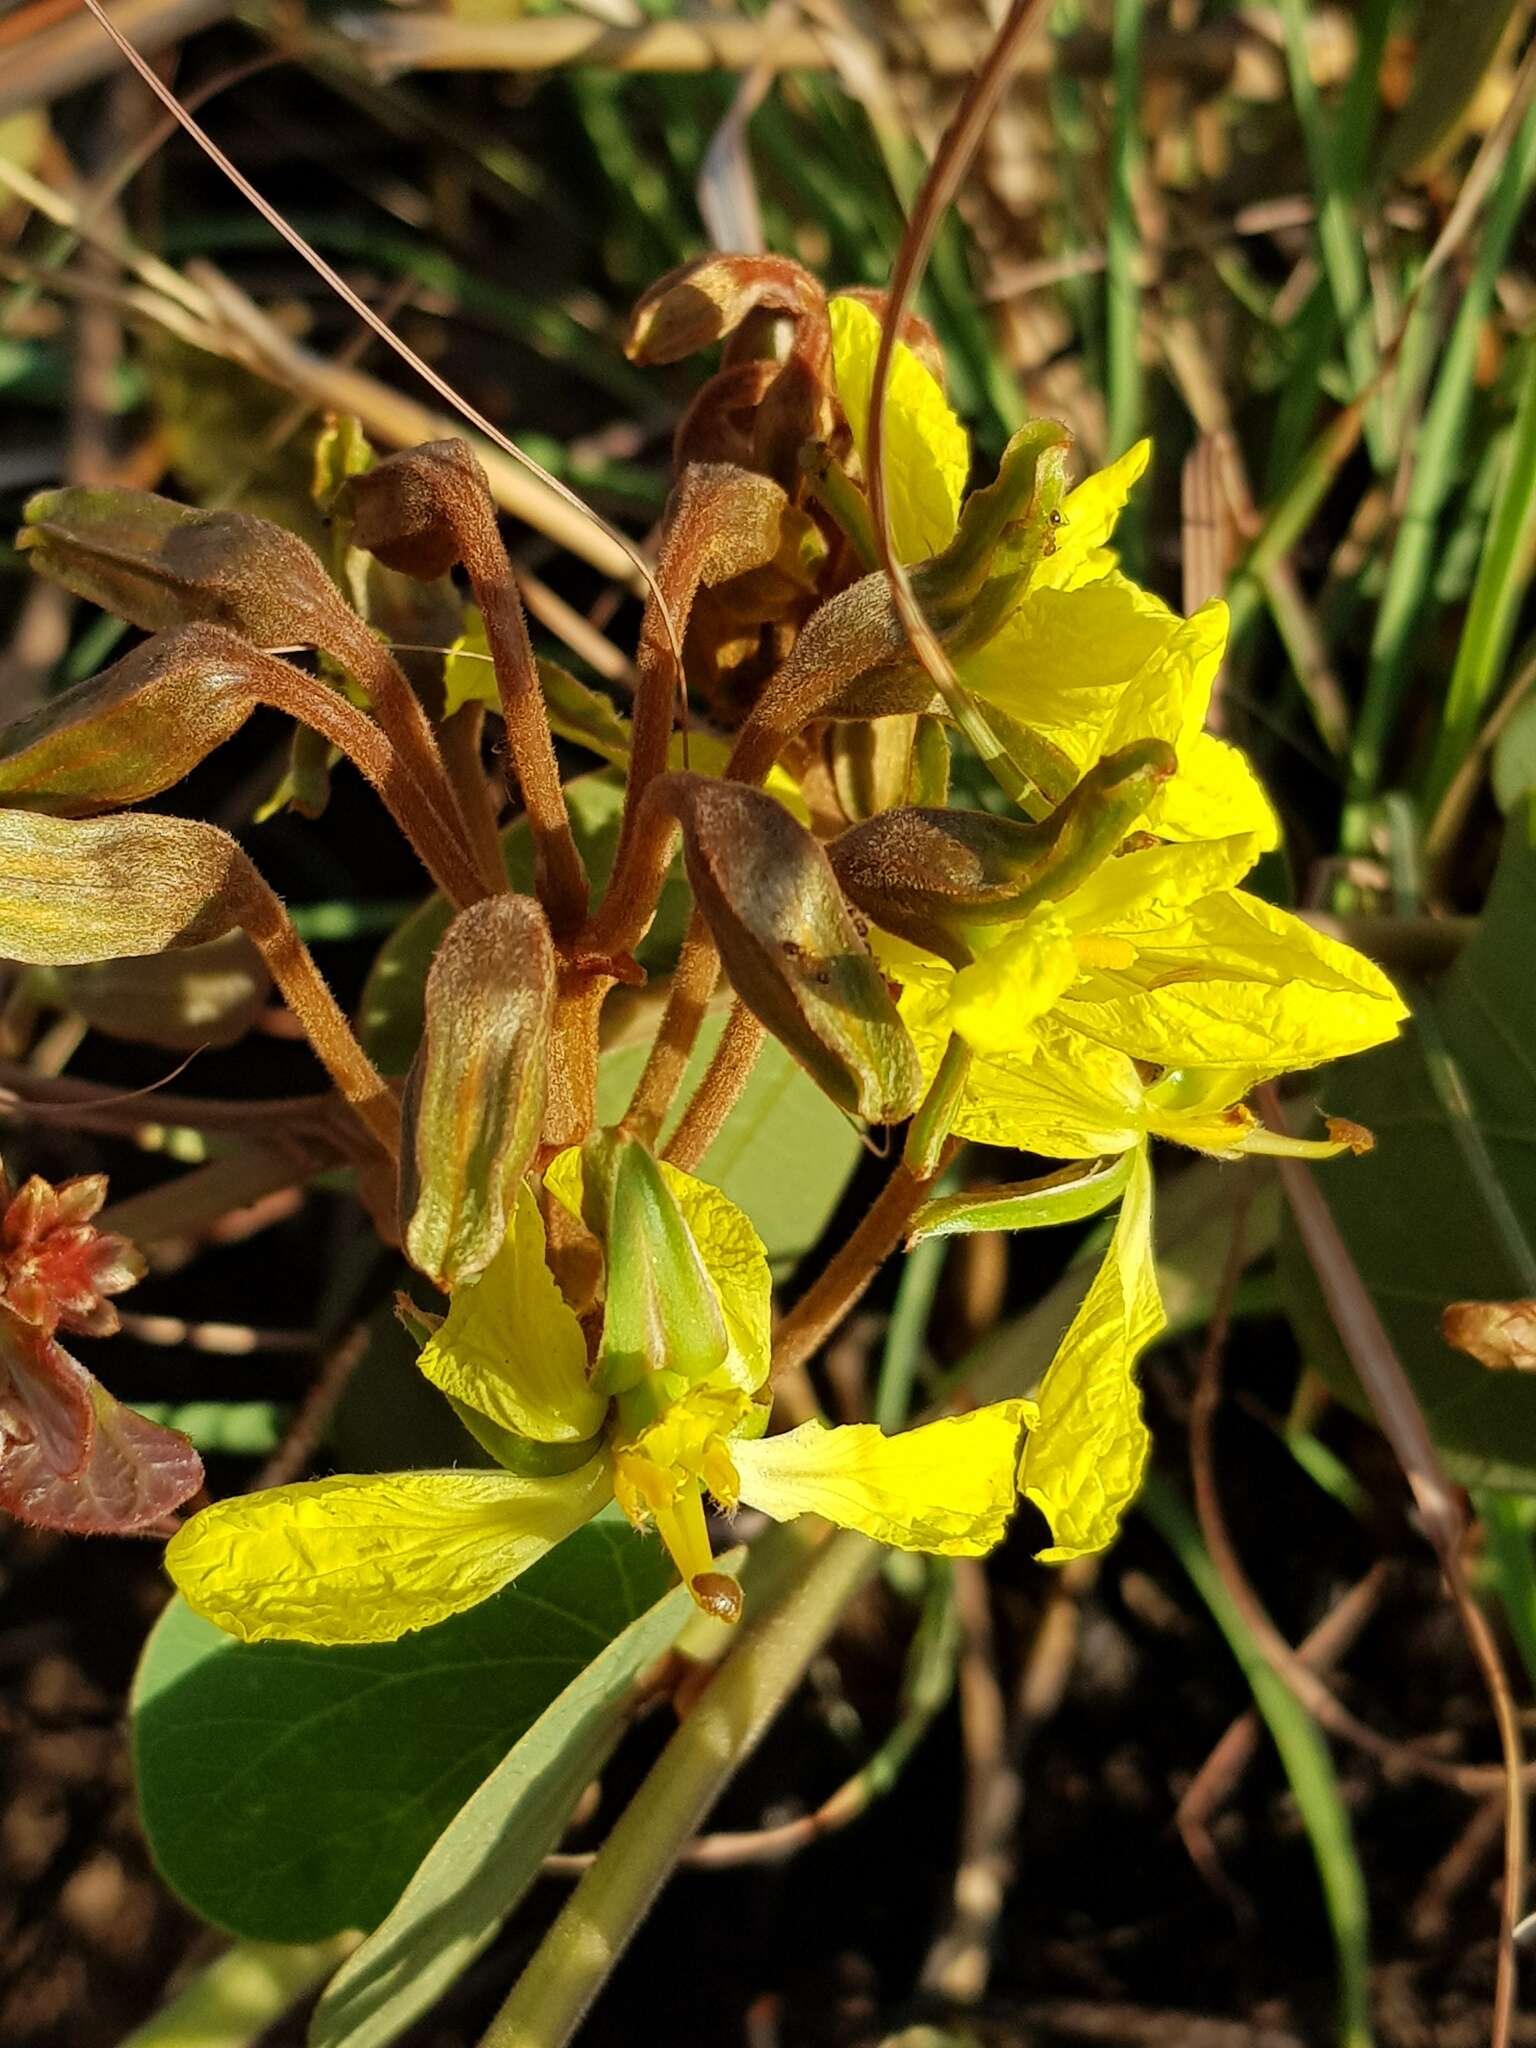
[1106,0,1146,562]
[1347,97,1536,825]
[1428,339,1536,806]
[1276,0,1386,471]
[1141,1475,1375,2048]
[1478,1492,1536,1696]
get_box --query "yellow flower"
[875,830,1405,1162]
[828,298,1274,850]
[166,1159,1029,1644]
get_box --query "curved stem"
[477,1524,879,2048]
[623,912,721,1146]
[228,856,400,1160]
[454,491,590,935]
[772,1148,953,1384]
[665,1000,766,1172]
[249,648,485,907]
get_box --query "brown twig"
[623,912,722,1146]
[1176,1564,1388,1866]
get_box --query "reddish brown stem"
[229,860,400,1161]
[326,620,495,899]
[440,700,507,889]
[454,493,590,937]
[249,647,485,906]
[665,1000,766,1172]
[772,1151,952,1383]
[623,912,721,1146]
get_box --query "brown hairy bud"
[341,439,482,581]
[626,254,825,364]
[398,896,556,1290]
[1441,1299,1536,1373]
[0,623,262,815]
[19,487,381,671]
[828,739,1178,964]
[661,773,923,1124]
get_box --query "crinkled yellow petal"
[829,295,967,564]
[952,1020,1148,1160]
[164,1460,613,1644]
[1032,440,1151,589]
[948,912,1081,1058]
[1019,1144,1162,1560]
[1061,833,1259,938]
[1098,597,1228,758]
[958,571,1177,761]
[545,1149,771,1395]
[1061,887,1409,1074]
[416,1182,605,1443]
[733,1402,1028,1555]
[1147,729,1280,850]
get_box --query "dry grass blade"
[73,0,683,664]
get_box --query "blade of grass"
[1427,337,1536,807]
[1275,0,1387,472]
[1105,0,1146,534]
[1346,95,1536,832]
[1140,1475,1375,2048]
[1480,1493,1536,1698]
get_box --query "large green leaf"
[308,1560,721,2048]
[130,1521,670,1943]
[1283,800,1536,1488]
[597,1010,861,1272]
[358,772,690,1076]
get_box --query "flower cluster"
[0,254,1404,1635]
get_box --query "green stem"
[478,1525,880,2048]
[117,1936,357,2048]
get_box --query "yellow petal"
[733,1402,1028,1555]
[958,571,1177,762]
[947,912,1081,1058]
[1061,887,1409,1073]
[164,1461,612,1644]
[1033,439,1151,588]
[1019,1144,1163,1559]
[1061,833,1259,939]
[545,1149,772,1395]
[1092,598,1225,764]
[1146,729,1280,851]
[829,296,967,564]
[416,1182,606,1443]
[952,1020,1148,1160]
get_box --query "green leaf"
[908,1152,1135,1244]
[1283,799,1536,1488]
[130,1522,670,1943]
[358,772,689,1076]
[307,1562,711,2048]
[597,1011,860,1274]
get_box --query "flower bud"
[0,809,244,966]
[341,439,481,581]
[626,254,825,364]
[828,740,1177,964]
[398,896,556,1290]
[0,623,262,815]
[663,773,923,1123]
[18,486,384,682]
[593,1136,729,1408]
